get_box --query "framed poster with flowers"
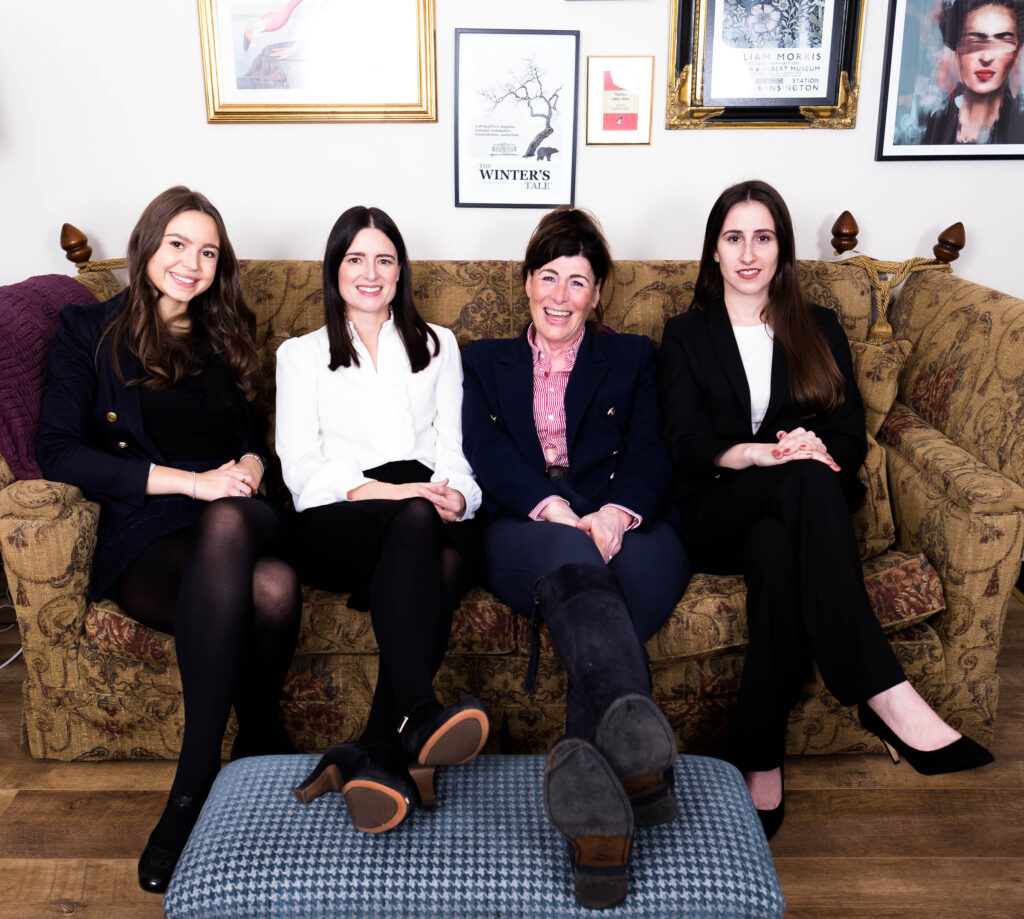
[666,0,865,127]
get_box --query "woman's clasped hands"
[540,499,631,563]
[761,427,840,472]
[193,457,263,501]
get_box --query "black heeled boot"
[536,563,679,826]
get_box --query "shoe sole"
[544,739,633,910]
[294,762,413,833]
[416,708,489,767]
[342,779,413,834]
[596,694,679,826]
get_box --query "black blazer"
[657,299,866,509]
[36,293,262,519]
[462,325,672,524]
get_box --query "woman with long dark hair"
[657,179,993,840]
[275,205,487,834]
[36,186,302,892]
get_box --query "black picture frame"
[875,0,1024,160]
[666,0,864,128]
[454,28,580,208]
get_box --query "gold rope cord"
[842,256,951,342]
[77,258,126,272]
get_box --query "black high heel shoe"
[397,698,489,809]
[755,772,785,842]
[857,703,994,775]
[293,742,418,834]
[138,793,204,894]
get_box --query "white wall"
[1,0,1020,296]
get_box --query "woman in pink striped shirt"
[462,206,689,910]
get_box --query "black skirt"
[293,460,484,610]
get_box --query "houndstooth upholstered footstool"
[162,754,785,919]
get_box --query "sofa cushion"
[850,339,913,437]
[0,275,97,479]
[853,432,896,560]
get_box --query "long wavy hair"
[521,206,613,324]
[101,186,262,402]
[692,180,844,416]
[322,206,439,372]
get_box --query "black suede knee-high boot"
[535,562,678,827]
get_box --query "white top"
[732,323,774,434]
[275,318,481,518]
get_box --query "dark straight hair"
[321,205,439,372]
[693,180,845,416]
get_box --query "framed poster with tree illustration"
[455,29,579,207]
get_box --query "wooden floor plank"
[774,857,1024,919]
[0,859,164,919]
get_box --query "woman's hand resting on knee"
[347,479,466,522]
[715,427,840,473]
[146,460,256,500]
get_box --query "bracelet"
[241,452,267,472]
[191,471,197,501]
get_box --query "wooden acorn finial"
[933,222,965,263]
[60,223,92,264]
[831,211,859,254]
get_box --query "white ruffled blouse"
[274,318,481,518]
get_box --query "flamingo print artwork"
[243,0,305,51]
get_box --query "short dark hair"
[938,0,1023,50]
[521,206,613,303]
[321,205,438,372]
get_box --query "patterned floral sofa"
[2,254,1022,762]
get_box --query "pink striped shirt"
[526,324,640,527]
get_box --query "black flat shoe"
[595,693,679,827]
[137,794,203,894]
[293,742,418,834]
[857,703,994,776]
[544,738,634,910]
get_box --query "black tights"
[111,498,300,799]
[296,498,466,754]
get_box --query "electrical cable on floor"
[0,647,21,671]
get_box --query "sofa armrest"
[0,478,99,689]
[880,402,1024,702]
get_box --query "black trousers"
[679,461,906,770]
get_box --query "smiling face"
[146,210,220,322]
[525,255,601,352]
[713,200,779,314]
[956,5,1021,96]
[337,226,400,323]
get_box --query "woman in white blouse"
[275,206,488,834]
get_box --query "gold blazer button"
[116,441,128,449]
[106,412,118,423]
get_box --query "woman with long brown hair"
[657,179,992,841]
[36,187,301,893]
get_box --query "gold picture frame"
[197,0,437,123]
[666,0,864,129]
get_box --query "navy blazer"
[461,325,672,523]
[36,293,261,519]
[656,299,867,509]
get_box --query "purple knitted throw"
[0,274,97,479]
